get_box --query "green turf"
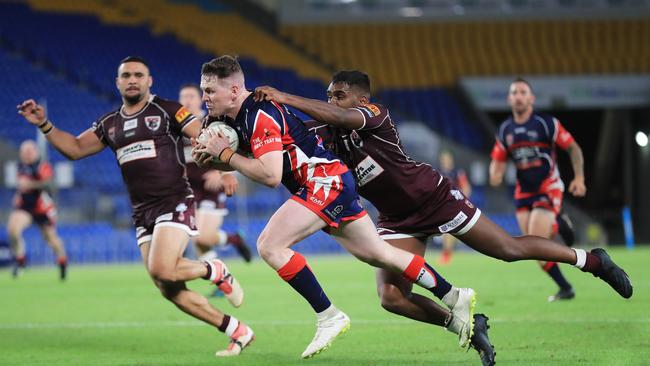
[1,247,648,365]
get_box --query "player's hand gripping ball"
[198,122,239,152]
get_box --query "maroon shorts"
[192,186,228,215]
[133,195,198,246]
[376,176,481,240]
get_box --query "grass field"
[1,247,648,365]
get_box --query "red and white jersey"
[491,112,575,199]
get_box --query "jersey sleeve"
[247,103,284,159]
[91,114,111,145]
[554,119,575,150]
[158,98,198,133]
[352,103,388,130]
[490,137,508,161]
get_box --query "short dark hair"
[332,70,371,95]
[120,56,149,69]
[512,77,533,92]
[180,83,201,94]
[201,55,242,78]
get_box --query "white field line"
[0,318,648,330]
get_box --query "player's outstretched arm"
[254,86,364,130]
[565,141,586,197]
[17,99,105,160]
[489,160,506,187]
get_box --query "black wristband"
[37,120,50,128]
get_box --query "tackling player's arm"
[254,86,364,130]
[17,99,105,160]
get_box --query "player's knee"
[378,284,407,313]
[7,226,22,240]
[148,265,177,283]
[194,236,213,250]
[256,232,275,261]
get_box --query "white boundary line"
[0,318,648,330]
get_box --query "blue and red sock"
[277,252,331,313]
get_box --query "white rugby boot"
[444,287,477,348]
[301,305,351,358]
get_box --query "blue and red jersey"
[227,94,363,227]
[491,112,575,199]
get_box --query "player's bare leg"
[528,208,574,301]
[7,210,31,277]
[40,224,67,280]
[141,230,253,356]
[457,215,632,298]
[195,210,251,262]
[256,199,348,358]
[149,225,243,307]
[195,210,224,259]
[332,215,476,347]
[438,234,456,265]
[376,237,449,326]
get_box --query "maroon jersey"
[306,103,443,219]
[92,95,197,212]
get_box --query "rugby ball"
[198,121,239,152]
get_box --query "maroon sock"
[16,256,26,267]
[218,315,231,332]
[582,253,602,273]
[227,233,242,246]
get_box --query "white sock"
[225,316,240,337]
[573,248,587,269]
[217,230,228,246]
[199,250,218,262]
[441,287,459,309]
[316,305,338,321]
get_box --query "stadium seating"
[281,19,650,88]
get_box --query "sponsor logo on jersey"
[175,106,191,123]
[450,189,464,201]
[465,199,474,209]
[355,155,384,186]
[124,118,138,131]
[438,211,468,233]
[145,116,161,131]
[364,104,381,116]
[116,140,157,165]
[527,130,538,140]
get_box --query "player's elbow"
[263,175,282,188]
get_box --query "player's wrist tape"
[38,120,54,135]
[218,148,235,164]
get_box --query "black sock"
[202,262,212,280]
[546,263,572,290]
